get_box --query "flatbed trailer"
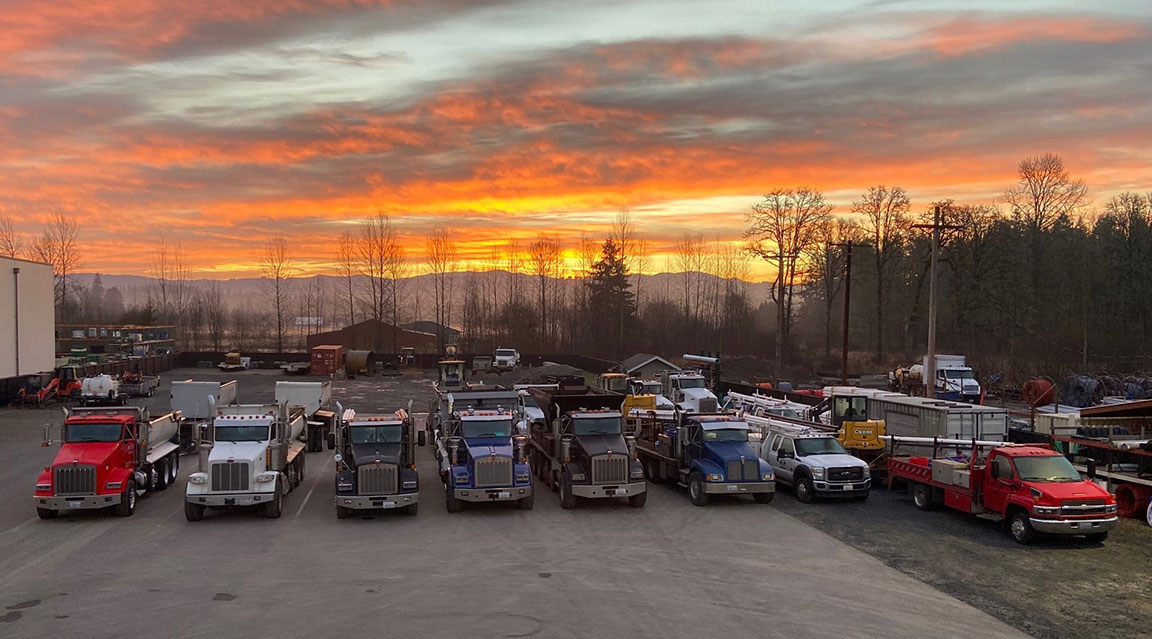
[120,375,160,397]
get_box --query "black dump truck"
[328,403,424,518]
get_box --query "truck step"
[975,513,1003,522]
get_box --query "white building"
[0,256,56,378]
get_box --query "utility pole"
[912,205,958,399]
[767,251,799,385]
[840,245,852,385]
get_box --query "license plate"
[497,491,510,499]
[726,485,739,492]
[379,502,396,509]
[68,501,82,509]
[842,485,853,491]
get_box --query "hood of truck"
[655,395,675,409]
[681,387,715,402]
[208,441,267,465]
[349,442,402,468]
[523,407,545,422]
[575,434,627,457]
[55,442,119,468]
[463,437,515,458]
[702,441,761,464]
[796,452,865,469]
[1024,479,1112,502]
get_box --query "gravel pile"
[471,363,586,388]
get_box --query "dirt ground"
[772,483,1152,639]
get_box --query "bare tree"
[853,185,910,363]
[336,230,358,328]
[746,187,833,376]
[150,239,192,324]
[425,229,458,352]
[30,212,81,318]
[202,282,227,351]
[359,214,406,350]
[527,236,561,348]
[674,233,706,323]
[1004,153,1088,305]
[806,218,864,358]
[504,239,524,306]
[0,215,23,257]
[633,238,650,312]
[612,208,635,271]
[261,236,294,353]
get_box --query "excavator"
[16,372,59,408]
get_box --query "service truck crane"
[528,386,646,508]
[34,406,180,518]
[184,399,307,521]
[631,409,775,506]
[329,403,424,517]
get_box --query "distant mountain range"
[71,271,773,318]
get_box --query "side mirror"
[326,433,335,450]
[1085,459,1097,480]
[417,430,427,447]
[777,450,789,460]
[989,461,1000,480]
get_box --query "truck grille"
[828,467,864,481]
[210,462,250,492]
[698,398,718,412]
[54,465,96,495]
[726,459,760,481]
[1061,499,1108,516]
[358,464,398,495]
[475,456,512,487]
[592,454,628,484]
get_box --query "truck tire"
[560,473,576,509]
[116,480,137,517]
[1008,510,1035,545]
[643,459,662,484]
[628,491,647,508]
[265,481,283,518]
[287,464,299,490]
[336,505,351,519]
[754,492,774,505]
[36,507,58,520]
[169,455,179,485]
[1084,532,1108,544]
[404,503,419,516]
[155,459,169,492]
[795,475,815,504]
[1147,499,1152,528]
[517,492,534,510]
[445,485,463,513]
[912,483,935,511]
[688,472,709,507]
[184,501,205,521]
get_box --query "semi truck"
[494,348,520,372]
[34,406,181,519]
[887,437,1118,544]
[184,399,308,521]
[527,386,646,508]
[170,379,239,451]
[631,409,775,506]
[329,404,424,518]
[661,370,718,413]
[890,355,982,403]
[429,386,533,511]
[275,380,335,452]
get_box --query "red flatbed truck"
[887,437,1118,544]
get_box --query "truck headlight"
[515,472,530,483]
[402,480,417,490]
[454,474,469,485]
[36,483,51,491]
[256,472,278,483]
[862,466,871,478]
[708,473,723,482]
[570,473,586,482]
[189,473,207,485]
[1033,505,1061,515]
[762,473,774,481]
[1104,504,1118,514]
[337,482,354,491]
[105,481,123,490]
[811,468,825,480]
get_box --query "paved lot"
[0,369,1025,638]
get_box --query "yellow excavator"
[598,372,656,414]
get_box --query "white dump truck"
[170,379,239,451]
[184,399,308,520]
[275,380,335,452]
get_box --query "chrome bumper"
[454,486,532,502]
[36,494,121,510]
[1029,516,1118,535]
[335,492,419,510]
[186,492,274,507]
[814,479,871,496]
[571,481,645,498]
[703,481,775,495]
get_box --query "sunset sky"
[1,0,1150,280]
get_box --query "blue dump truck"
[328,404,424,518]
[630,409,775,506]
[429,385,534,512]
[527,386,647,509]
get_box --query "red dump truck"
[34,406,181,519]
[887,437,1118,544]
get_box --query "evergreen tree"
[585,238,635,358]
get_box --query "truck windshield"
[796,438,847,456]
[677,378,705,389]
[642,383,662,395]
[833,397,867,420]
[944,369,974,379]
[350,425,402,444]
[702,428,748,442]
[521,395,539,409]
[496,350,515,357]
[1014,455,1082,482]
[572,417,621,436]
[460,419,513,438]
[214,425,269,442]
[66,423,122,442]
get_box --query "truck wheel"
[116,480,137,517]
[912,483,935,511]
[168,455,179,485]
[754,492,774,505]
[404,503,419,516]
[517,493,534,510]
[560,474,576,509]
[287,464,299,490]
[795,476,815,504]
[643,459,661,484]
[155,459,169,492]
[1147,499,1152,528]
[184,502,205,521]
[265,481,283,518]
[36,507,58,520]
[628,491,647,508]
[688,472,709,507]
[1084,532,1108,544]
[1008,510,1035,545]
[445,485,463,513]
[336,505,351,519]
